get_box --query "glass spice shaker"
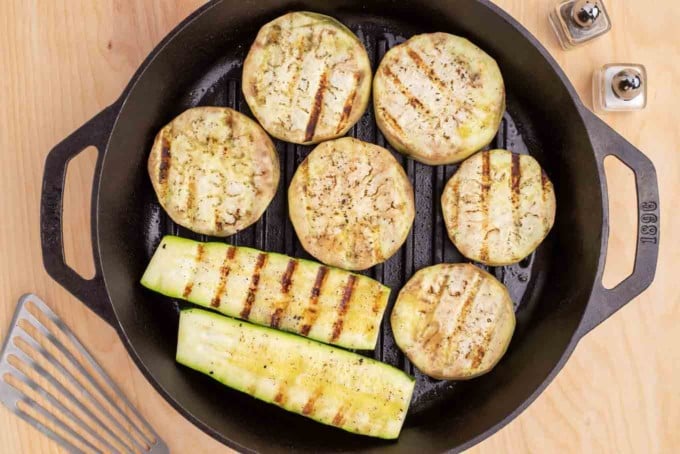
[549,0,612,50]
[593,64,647,112]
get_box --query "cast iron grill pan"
[141,16,551,424]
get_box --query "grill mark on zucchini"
[371,290,385,315]
[302,390,322,415]
[304,71,328,142]
[479,151,491,262]
[274,389,287,406]
[300,266,329,336]
[183,244,205,298]
[382,66,430,114]
[331,275,357,342]
[405,47,450,96]
[270,259,298,328]
[211,246,237,308]
[332,408,346,426]
[335,71,362,134]
[240,253,268,320]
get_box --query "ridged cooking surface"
[143,23,541,416]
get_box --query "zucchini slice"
[177,308,414,439]
[141,235,390,350]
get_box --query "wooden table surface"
[1,1,678,452]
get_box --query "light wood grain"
[0,1,678,453]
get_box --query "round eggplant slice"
[242,12,372,145]
[148,107,280,237]
[391,263,515,380]
[374,32,505,165]
[442,149,556,265]
[288,137,415,271]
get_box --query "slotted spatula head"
[0,294,168,454]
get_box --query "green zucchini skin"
[177,308,415,439]
[141,235,390,350]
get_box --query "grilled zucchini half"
[288,137,415,271]
[177,308,415,439]
[141,235,391,350]
[373,33,505,165]
[148,107,279,237]
[391,263,515,380]
[242,11,371,145]
[442,149,556,266]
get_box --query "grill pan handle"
[578,107,660,336]
[40,103,120,326]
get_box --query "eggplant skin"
[374,32,505,165]
[148,107,279,237]
[242,11,372,145]
[288,137,415,271]
[177,308,415,439]
[442,149,556,266]
[391,264,515,380]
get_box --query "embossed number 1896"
[640,201,658,244]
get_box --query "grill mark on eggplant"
[182,244,205,299]
[211,246,237,308]
[382,66,430,114]
[330,275,357,342]
[511,153,521,251]
[405,47,450,95]
[378,107,406,139]
[240,253,268,320]
[479,151,491,262]
[467,325,494,369]
[451,273,483,352]
[158,136,171,189]
[300,266,329,336]
[270,259,298,328]
[450,179,460,239]
[304,71,328,142]
[418,273,450,347]
[540,169,551,233]
[184,179,197,223]
[335,71,362,134]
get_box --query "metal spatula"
[0,294,168,454]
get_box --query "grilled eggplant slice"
[242,12,371,145]
[148,107,279,237]
[391,263,515,380]
[141,235,390,350]
[373,33,505,165]
[442,149,556,266]
[288,137,415,271]
[177,308,415,439]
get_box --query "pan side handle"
[578,107,660,336]
[40,103,121,327]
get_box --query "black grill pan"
[40,1,659,452]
